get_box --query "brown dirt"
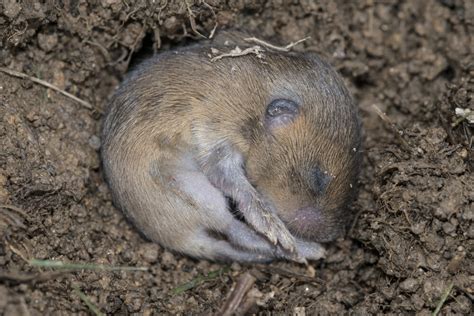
[1,0,473,314]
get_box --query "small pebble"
[270,273,280,284]
[124,292,143,313]
[399,277,419,293]
[230,262,241,271]
[139,243,159,263]
[161,250,176,267]
[88,135,101,150]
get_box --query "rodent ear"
[265,98,300,128]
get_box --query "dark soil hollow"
[1,1,473,314]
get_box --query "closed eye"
[265,98,300,129]
[311,167,331,195]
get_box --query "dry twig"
[124,27,145,71]
[233,287,261,316]
[244,36,310,52]
[211,45,264,62]
[184,0,206,38]
[7,242,30,263]
[218,272,256,316]
[85,40,111,63]
[202,1,218,39]
[210,36,310,62]
[0,67,93,110]
[257,265,324,285]
[184,0,218,39]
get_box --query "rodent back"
[101,43,362,243]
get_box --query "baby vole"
[101,32,362,263]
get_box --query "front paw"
[275,240,326,263]
[243,198,297,254]
[296,240,326,261]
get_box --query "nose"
[286,206,344,242]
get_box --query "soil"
[0,0,473,315]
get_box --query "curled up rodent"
[101,31,362,263]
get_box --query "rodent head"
[221,53,362,242]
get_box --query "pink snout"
[286,206,344,242]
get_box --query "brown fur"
[101,31,362,262]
